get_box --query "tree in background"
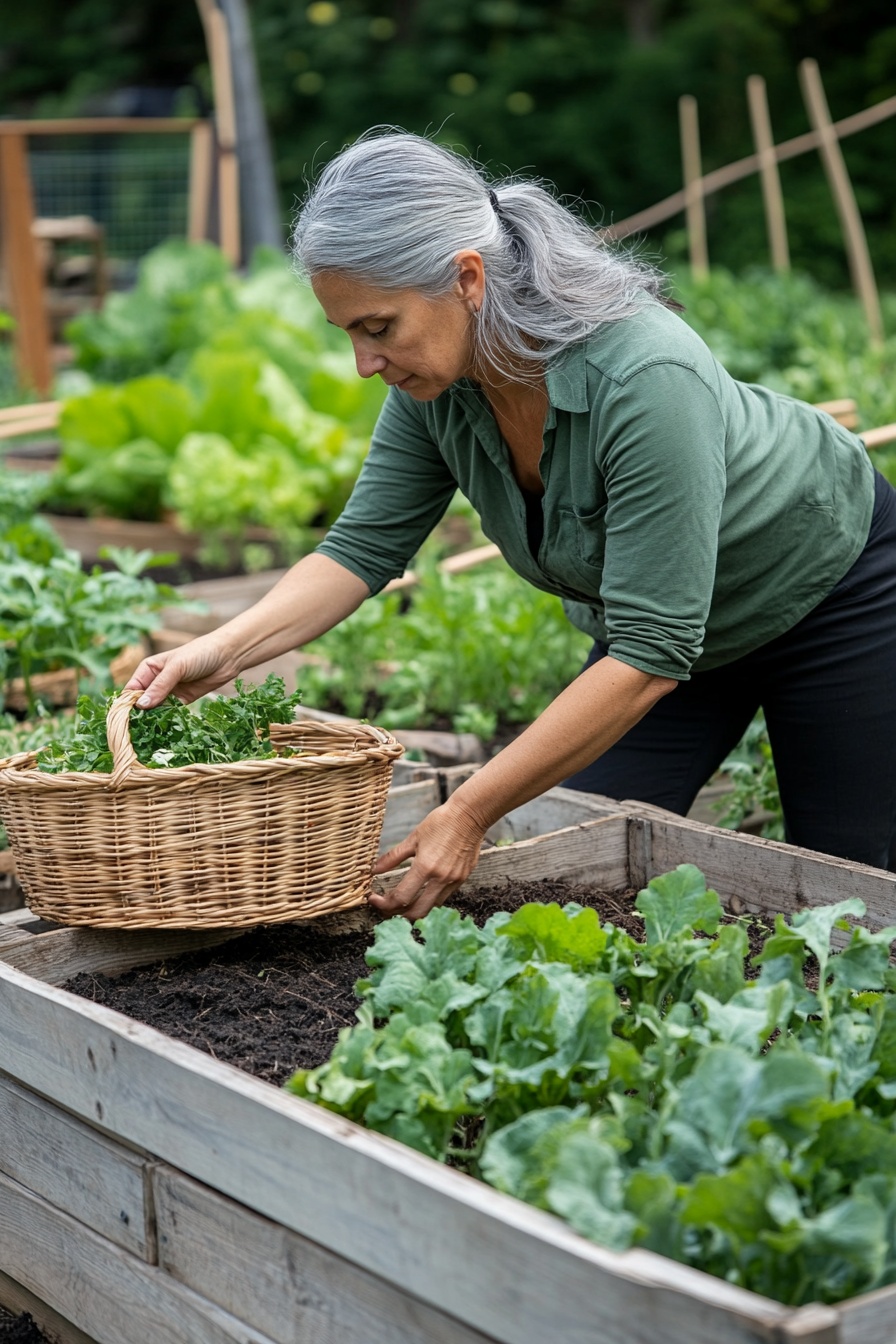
[2,0,895,285]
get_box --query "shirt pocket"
[554,504,607,597]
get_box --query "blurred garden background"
[2,0,895,282]
[0,0,895,833]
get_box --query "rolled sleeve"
[598,363,728,679]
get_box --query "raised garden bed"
[2,807,896,1343]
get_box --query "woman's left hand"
[370,797,487,921]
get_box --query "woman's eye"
[366,325,388,339]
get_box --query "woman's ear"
[453,249,486,312]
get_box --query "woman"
[128,129,896,918]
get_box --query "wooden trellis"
[0,0,242,396]
[610,58,893,345]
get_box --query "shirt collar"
[545,342,589,413]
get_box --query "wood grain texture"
[485,788,623,843]
[379,778,441,850]
[153,1165,501,1344]
[642,814,896,930]
[0,1074,152,1258]
[837,1280,896,1344]
[0,925,245,985]
[0,959,808,1344]
[0,1269,99,1344]
[0,1171,278,1344]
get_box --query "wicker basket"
[0,690,404,929]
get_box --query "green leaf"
[496,901,607,969]
[635,865,722,944]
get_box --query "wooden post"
[195,0,241,265]
[0,133,53,396]
[798,58,884,345]
[187,121,213,242]
[746,74,790,273]
[678,94,709,280]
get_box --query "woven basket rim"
[0,695,403,791]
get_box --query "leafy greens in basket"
[38,675,303,774]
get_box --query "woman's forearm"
[211,552,371,668]
[447,655,677,829]
[370,654,677,920]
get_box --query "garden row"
[2,793,896,1343]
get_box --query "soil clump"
[0,1312,52,1344]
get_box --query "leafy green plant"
[0,468,196,713]
[713,711,785,841]
[302,555,590,735]
[38,674,303,774]
[287,864,896,1306]
[50,242,385,539]
[674,267,896,432]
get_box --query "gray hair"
[292,129,672,384]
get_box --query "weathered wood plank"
[837,1280,896,1344]
[0,1170,278,1344]
[0,1269,99,1344]
[486,787,623,844]
[0,926,35,949]
[381,780,621,852]
[0,906,38,927]
[0,961,806,1344]
[0,925,245,986]
[641,814,896,929]
[462,814,630,891]
[379,778,441,851]
[373,814,631,899]
[776,1304,840,1342]
[0,1073,152,1259]
[154,1165,501,1344]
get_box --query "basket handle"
[106,689,143,786]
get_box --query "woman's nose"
[354,347,387,379]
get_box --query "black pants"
[565,471,896,871]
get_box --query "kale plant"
[287,864,896,1306]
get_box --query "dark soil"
[65,879,769,1089]
[0,1311,52,1344]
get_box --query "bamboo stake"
[195,0,241,265]
[862,424,896,451]
[0,401,60,423]
[0,134,53,396]
[209,7,240,265]
[187,121,214,242]
[746,75,790,273]
[678,95,708,279]
[0,118,201,136]
[798,58,884,345]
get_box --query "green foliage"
[287,864,896,1305]
[714,711,785,842]
[674,267,896,429]
[50,242,383,538]
[38,674,303,773]
[0,466,193,713]
[301,554,590,734]
[5,2,896,288]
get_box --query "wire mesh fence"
[28,135,191,282]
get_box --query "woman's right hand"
[124,633,241,707]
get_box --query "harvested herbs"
[38,674,303,773]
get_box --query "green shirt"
[317,300,875,680]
